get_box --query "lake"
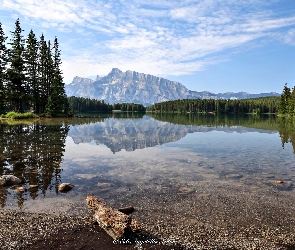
[1,113,295,248]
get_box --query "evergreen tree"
[291,86,295,116]
[0,19,72,115]
[0,22,8,113]
[6,18,26,112]
[279,83,291,115]
[45,37,69,116]
[38,34,54,113]
[24,30,39,112]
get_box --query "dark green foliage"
[147,96,280,114]
[6,18,26,112]
[279,83,290,115]
[68,96,146,113]
[68,96,112,113]
[0,22,8,114]
[24,30,39,112]
[45,37,70,117]
[38,36,54,113]
[278,83,295,116]
[0,19,71,116]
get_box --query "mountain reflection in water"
[68,115,277,154]
[0,114,294,209]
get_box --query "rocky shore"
[0,209,181,250]
[1,177,295,249]
[1,189,295,250]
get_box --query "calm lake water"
[1,113,295,212]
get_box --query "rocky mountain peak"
[71,76,94,85]
[65,69,280,105]
[109,68,123,78]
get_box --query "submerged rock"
[15,186,25,192]
[177,187,194,195]
[276,180,284,184]
[58,183,74,193]
[97,182,110,187]
[0,175,22,187]
[118,206,135,215]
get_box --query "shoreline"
[0,208,181,250]
[1,188,295,250]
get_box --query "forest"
[0,19,70,117]
[67,96,146,113]
[146,96,280,114]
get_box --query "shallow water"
[1,114,294,210]
[2,114,295,247]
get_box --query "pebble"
[97,182,110,187]
[58,183,74,193]
[15,186,25,192]
[177,187,194,195]
[276,180,284,184]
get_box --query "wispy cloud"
[284,29,295,45]
[1,0,294,83]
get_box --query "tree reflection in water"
[278,117,295,154]
[0,121,69,208]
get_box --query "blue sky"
[0,0,294,94]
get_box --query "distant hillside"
[65,68,280,106]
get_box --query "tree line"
[0,19,70,116]
[146,96,280,114]
[68,96,146,113]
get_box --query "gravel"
[1,190,295,250]
[1,179,295,249]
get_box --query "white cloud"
[281,28,295,46]
[1,0,294,83]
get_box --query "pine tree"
[38,34,46,113]
[24,30,39,113]
[291,86,295,116]
[0,19,73,115]
[45,37,69,116]
[0,22,8,114]
[279,83,291,115]
[38,34,54,113]
[6,18,26,112]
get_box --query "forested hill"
[146,96,280,114]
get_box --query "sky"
[0,0,294,94]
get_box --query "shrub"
[4,112,39,119]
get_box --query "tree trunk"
[86,196,140,240]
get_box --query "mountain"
[68,116,276,154]
[65,68,280,106]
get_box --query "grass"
[2,111,39,119]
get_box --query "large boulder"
[0,175,22,186]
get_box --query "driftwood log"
[86,196,140,240]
